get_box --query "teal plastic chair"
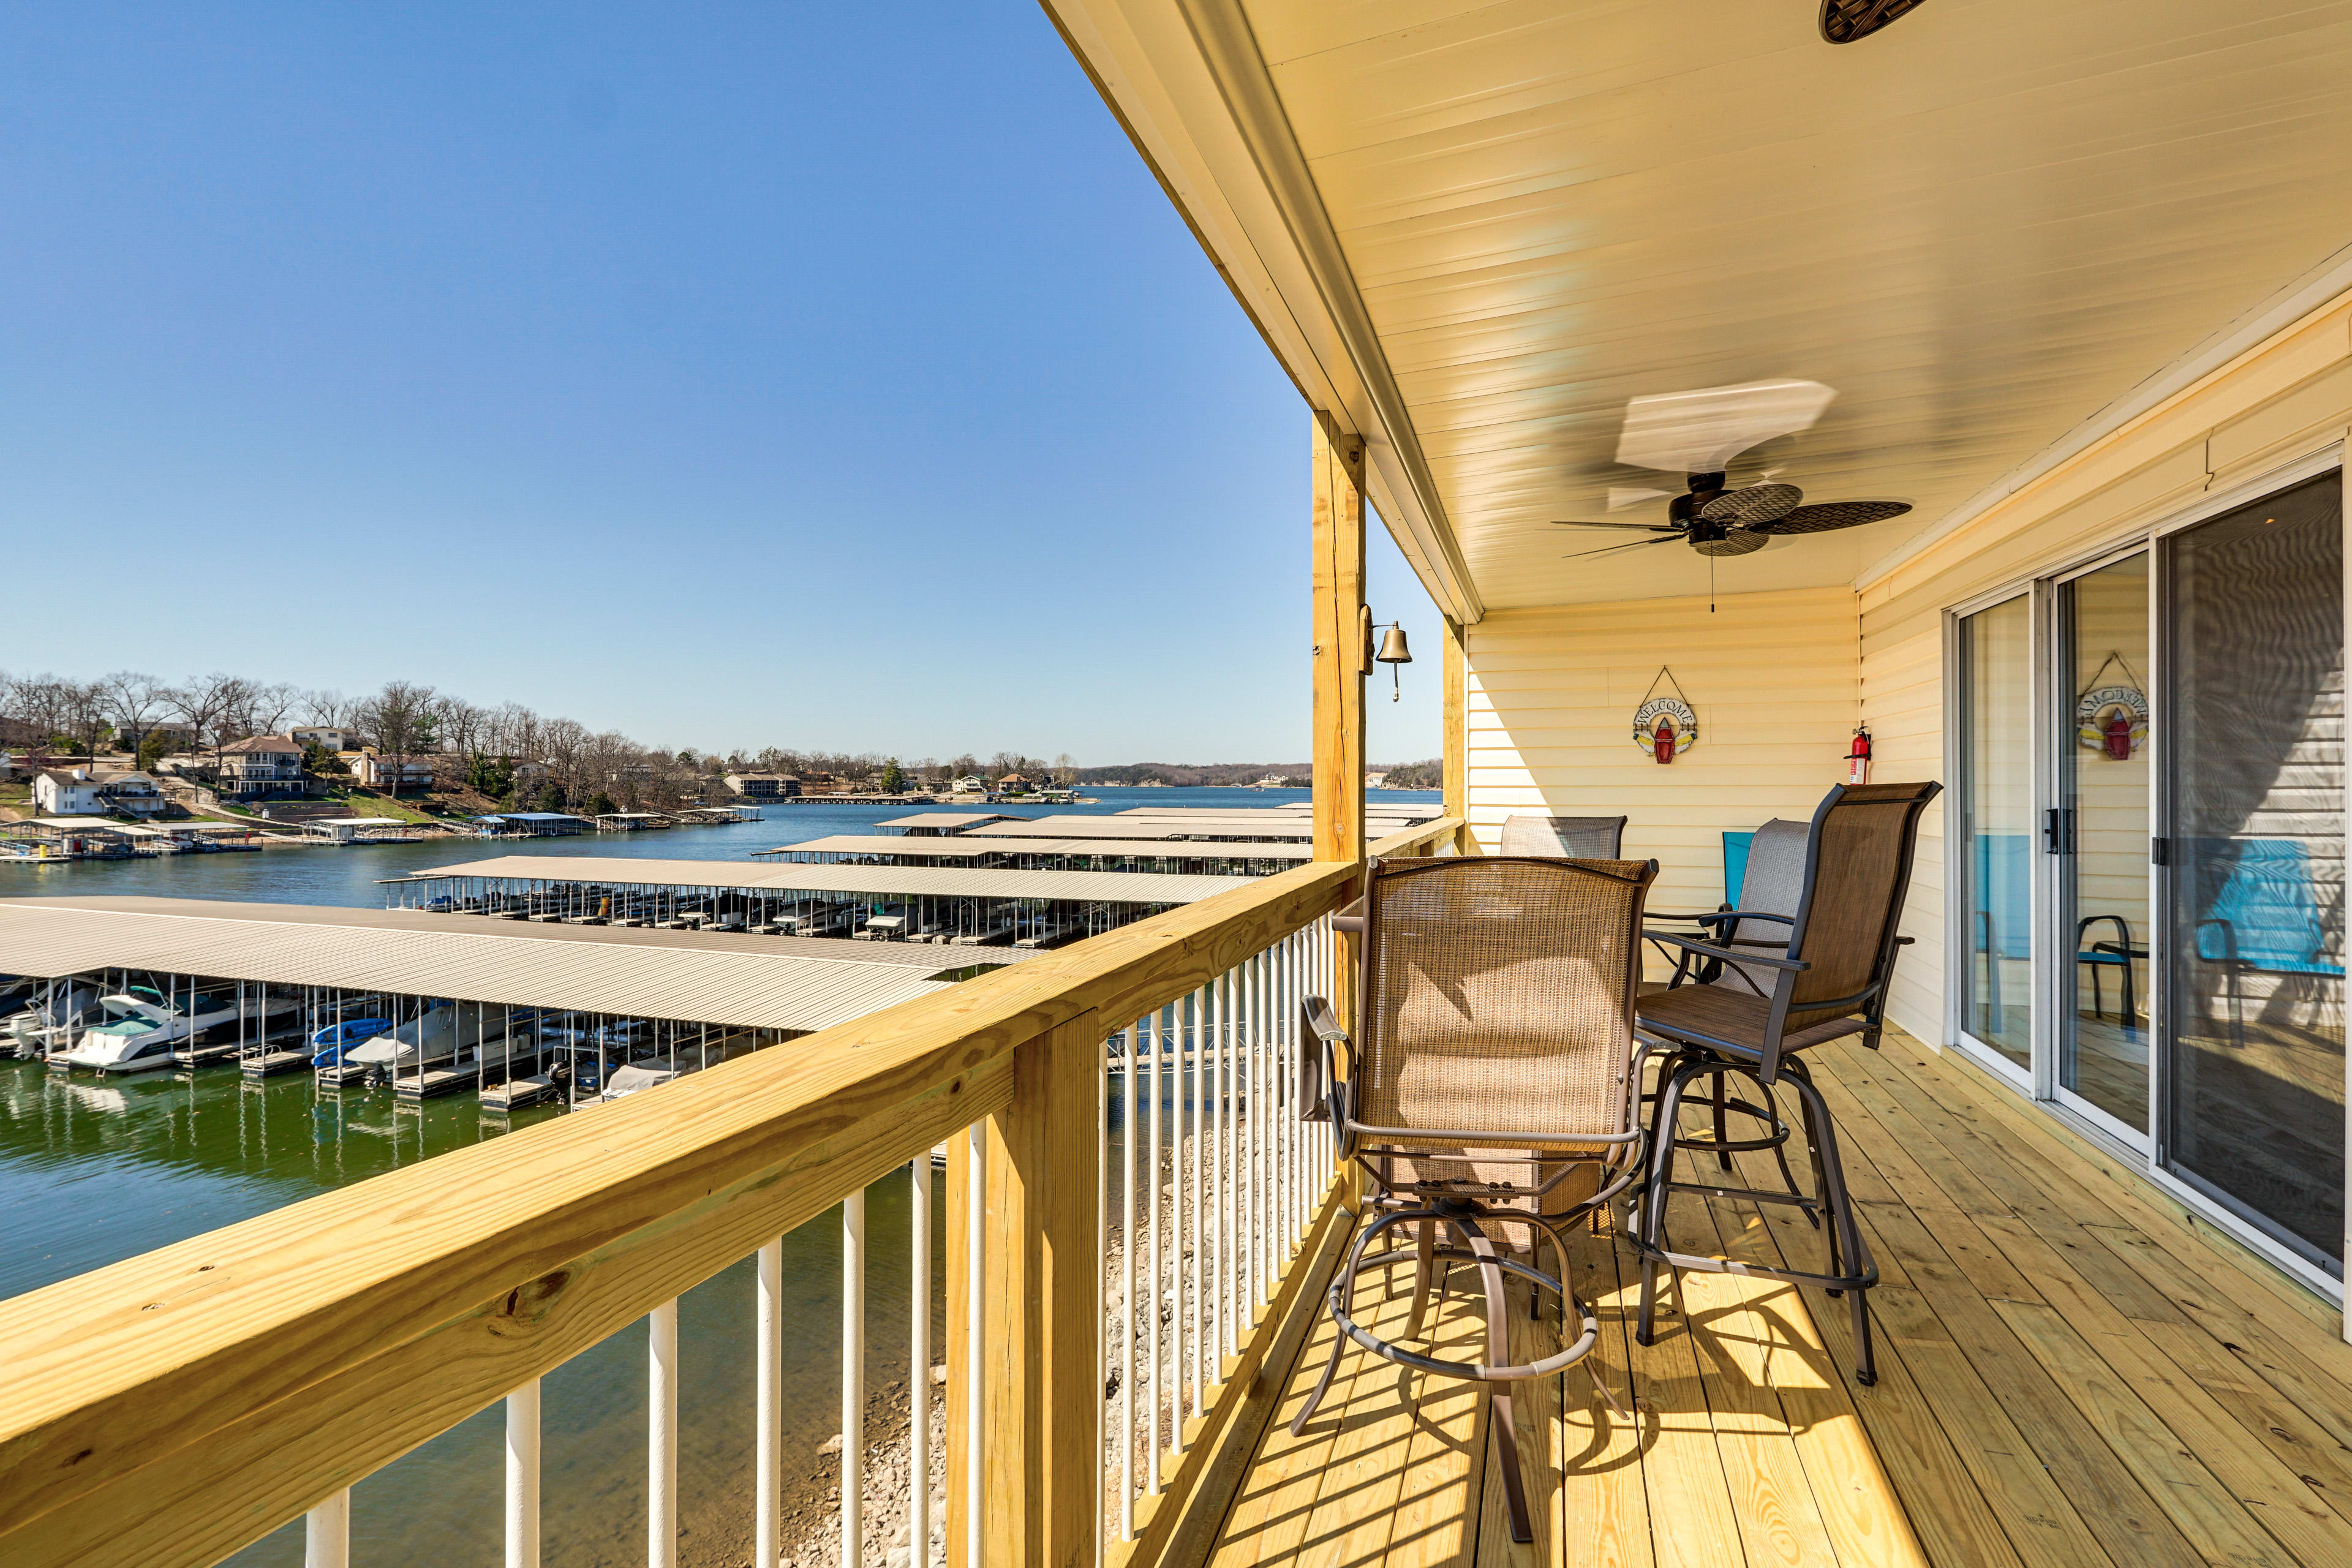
[2194,838,2345,1045]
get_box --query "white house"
[352,750,437,791]
[33,767,167,817]
[949,775,988,794]
[288,726,350,754]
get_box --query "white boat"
[345,1001,533,1072]
[579,1053,699,1106]
[51,991,295,1073]
[6,982,104,1057]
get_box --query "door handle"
[2045,809,2062,854]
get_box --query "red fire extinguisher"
[1847,726,1872,786]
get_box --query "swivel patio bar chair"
[1292,853,1659,1543]
[1630,780,1941,1387]
[1499,813,1627,858]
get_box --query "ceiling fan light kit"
[1551,378,1913,568]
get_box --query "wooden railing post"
[1443,614,1475,854]
[982,1012,1102,1568]
[1311,409,1366,872]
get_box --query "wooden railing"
[0,818,1458,1568]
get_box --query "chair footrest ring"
[1327,1250,1598,1382]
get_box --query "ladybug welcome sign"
[1631,668,1698,764]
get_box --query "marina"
[383,854,1259,946]
[2,895,1033,1108]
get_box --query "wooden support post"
[982,1012,1101,1568]
[1442,614,1473,854]
[1311,410,1366,871]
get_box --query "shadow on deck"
[1197,1030,2352,1568]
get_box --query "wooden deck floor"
[1198,1028,2352,1568]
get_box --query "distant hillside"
[1077,760,1438,788]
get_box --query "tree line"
[0,668,1085,810]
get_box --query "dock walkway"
[1200,1027,2352,1568]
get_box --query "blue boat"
[310,1017,394,1068]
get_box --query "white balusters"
[757,1238,783,1568]
[965,1123,985,1568]
[912,1155,932,1568]
[649,1300,677,1568]
[842,1189,865,1568]
[507,1379,540,1568]
[304,1488,349,1568]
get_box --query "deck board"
[1188,1027,2352,1568]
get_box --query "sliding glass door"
[1957,594,2034,1073]
[2055,552,2152,1136]
[2160,470,2345,1277]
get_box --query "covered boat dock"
[0,895,1016,1104]
[386,853,1250,946]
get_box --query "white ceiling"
[1055,0,2352,612]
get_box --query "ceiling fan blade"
[1699,482,1803,526]
[1548,519,1680,533]
[1690,527,1770,558]
[1614,379,1837,473]
[1762,500,1913,535]
[1562,535,1681,562]
[1608,486,1673,511]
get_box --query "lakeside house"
[214,736,307,799]
[722,771,801,799]
[349,748,435,791]
[287,725,350,753]
[31,766,167,817]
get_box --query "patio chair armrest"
[1641,930,1809,972]
[1299,995,1352,1124]
[1332,895,1366,935]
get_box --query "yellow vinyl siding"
[1858,287,2352,1049]
[1464,586,1861,969]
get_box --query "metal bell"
[1375,625,1412,665]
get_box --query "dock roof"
[405,855,1251,905]
[752,835,1316,862]
[0,897,1021,1031]
[873,812,1016,833]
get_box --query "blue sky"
[0,3,1440,765]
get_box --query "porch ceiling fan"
[1553,379,1912,560]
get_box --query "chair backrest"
[1708,819,1806,993]
[1352,854,1657,1147]
[2195,838,2332,970]
[1783,782,1943,1028]
[1499,815,1627,858]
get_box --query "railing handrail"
[0,816,1457,1568]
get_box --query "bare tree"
[168,674,254,773]
[101,672,168,755]
[243,681,301,737]
[361,681,439,798]
[60,682,111,758]
[1052,752,1077,786]
[299,688,354,728]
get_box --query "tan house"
[214,735,307,799]
[12,11,2352,1568]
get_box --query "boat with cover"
[6,981,107,1057]
[344,1000,538,1072]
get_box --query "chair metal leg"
[1782,1068,1875,1386]
[1712,1080,1733,1170]
[1457,1218,1534,1544]
[1404,1218,1436,1341]
[1291,1211,1389,1437]
[1635,1061,1698,1348]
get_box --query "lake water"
[0,785,1436,1565]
